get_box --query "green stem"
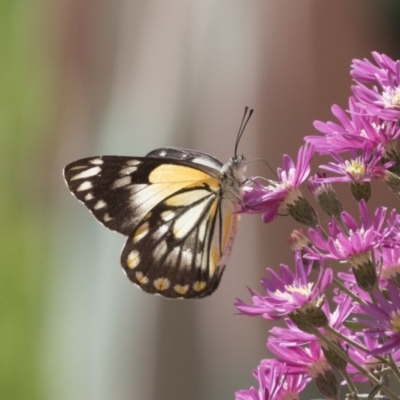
[326,326,387,365]
[340,368,358,396]
[332,278,367,305]
[335,214,349,235]
[387,353,400,382]
[313,330,399,400]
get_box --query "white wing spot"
[152,225,168,240]
[174,285,189,295]
[113,176,131,189]
[135,271,148,284]
[159,150,167,156]
[195,252,202,268]
[153,277,170,291]
[165,246,180,266]
[127,250,140,269]
[94,200,106,210]
[127,160,141,166]
[71,166,101,180]
[77,181,93,191]
[103,213,113,222]
[153,241,168,262]
[161,210,175,222]
[193,281,207,292]
[133,222,150,243]
[69,165,86,171]
[89,158,103,165]
[84,193,94,201]
[120,166,137,175]
[181,248,193,269]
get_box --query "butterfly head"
[224,106,253,192]
[220,154,247,202]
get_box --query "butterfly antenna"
[235,106,254,158]
[245,158,278,179]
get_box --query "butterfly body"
[64,147,246,299]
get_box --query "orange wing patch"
[149,164,220,190]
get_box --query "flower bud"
[286,195,319,227]
[349,254,378,291]
[308,174,343,218]
[350,181,371,202]
[315,370,340,398]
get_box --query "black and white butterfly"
[63,109,252,299]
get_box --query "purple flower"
[235,387,261,400]
[235,253,332,323]
[377,247,400,286]
[268,295,353,351]
[269,296,353,371]
[345,335,400,382]
[306,200,392,290]
[307,200,388,266]
[269,318,316,346]
[305,97,400,154]
[235,360,310,400]
[267,340,341,398]
[242,144,314,223]
[351,52,400,121]
[383,213,400,248]
[317,147,391,184]
[357,283,400,355]
[351,52,398,84]
[267,340,325,376]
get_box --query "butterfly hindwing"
[121,187,227,298]
[64,150,241,298]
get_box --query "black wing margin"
[64,156,158,235]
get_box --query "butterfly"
[63,108,253,299]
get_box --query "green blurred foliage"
[0,1,56,399]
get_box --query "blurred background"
[2,1,400,399]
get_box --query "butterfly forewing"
[63,150,242,298]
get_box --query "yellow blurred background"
[2,1,400,399]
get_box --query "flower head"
[318,147,390,184]
[377,247,400,287]
[345,335,400,382]
[351,52,400,121]
[267,340,339,398]
[315,147,393,201]
[243,144,316,225]
[236,253,332,332]
[307,201,388,263]
[356,283,400,355]
[235,360,310,400]
[306,200,392,290]
[306,97,400,154]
